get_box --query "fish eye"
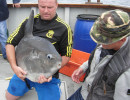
[47,54,53,59]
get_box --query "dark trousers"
[67,87,84,100]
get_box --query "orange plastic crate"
[59,49,90,82]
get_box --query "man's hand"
[38,75,52,84]
[13,3,21,8]
[13,66,27,81]
[71,67,84,83]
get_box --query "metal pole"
[88,0,91,3]
[97,0,100,3]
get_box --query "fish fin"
[25,10,34,37]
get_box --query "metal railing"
[86,0,101,4]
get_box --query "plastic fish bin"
[59,49,90,82]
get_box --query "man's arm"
[71,61,88,83]
[6,44,26,81]
[13,0,21,8]
[61,56,70,67]
[80,61,89,72]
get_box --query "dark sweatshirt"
[0,0,21,21]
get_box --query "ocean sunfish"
[15,10,62,82]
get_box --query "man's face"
[38,0,58,20]
[102,40,121,50]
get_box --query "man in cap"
[67,9,130,100]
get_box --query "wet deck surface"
[0,56,82,100]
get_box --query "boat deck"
[0,56,82,100]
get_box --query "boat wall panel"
[7,8,32,34]
[7,7,130,34]
[7,7,65,34]
[69,8,109,31]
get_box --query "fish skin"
[15,10,62,82]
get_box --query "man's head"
[90,9,130,45]
[38,0,58,20]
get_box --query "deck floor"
[0,56,82,100]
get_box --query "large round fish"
[15,10,62,82]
